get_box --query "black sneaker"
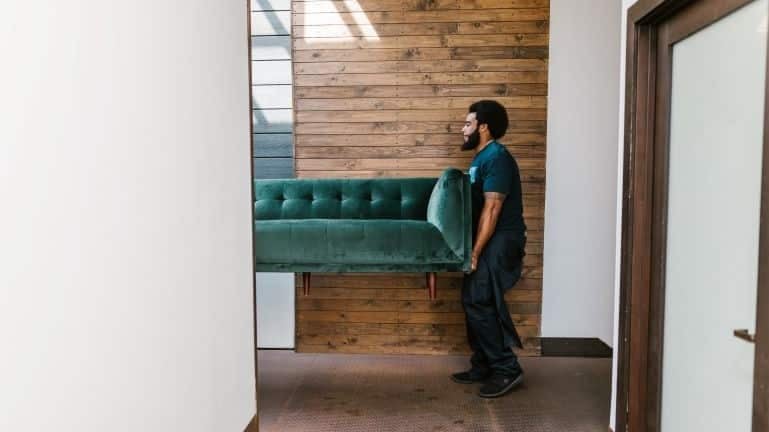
[478,371,524,398]
[450,369,490,384]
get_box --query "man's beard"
[462,129,481,151]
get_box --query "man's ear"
[479,123,488,133]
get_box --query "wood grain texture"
[294,132,545,147]
[294,21,549,38]
[293,34,549,50]
[293,9,550,26]
[294,46,548,62]
[294,59,548,75]
[294,71,547,86]
[295,120,546,135]
[293,0,549,356]
[294,83,548,98]
[293,0,549,13]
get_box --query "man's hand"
[470,253,478,273]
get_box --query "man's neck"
[475,138,495,155]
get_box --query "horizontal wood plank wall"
[292,0,549,356]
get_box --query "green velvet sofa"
[253,168,471,299]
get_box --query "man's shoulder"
[483,143,516,167]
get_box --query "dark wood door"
[617,0,769,430]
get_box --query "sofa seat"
[254,219,459,272]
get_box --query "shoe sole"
[478,373,524,398]
[450,375,485,384]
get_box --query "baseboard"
[244,414,258,432]
[540,337,613,358]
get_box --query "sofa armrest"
[426,168,472,271]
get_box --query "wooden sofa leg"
[426,272,437,300]
[302,272,311,296]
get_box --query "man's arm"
[470,191,506,272]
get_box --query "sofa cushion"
[255,219,459,265]
[254,178,436,221]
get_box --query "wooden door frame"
[617,0,769,430]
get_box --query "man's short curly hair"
[468,100,509,139]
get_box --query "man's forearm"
[473,206,500,259]
[469,192,505,271]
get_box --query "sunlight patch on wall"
[300,0,380,43]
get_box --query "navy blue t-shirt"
[468,141,527,237]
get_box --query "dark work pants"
[462,231,526,377]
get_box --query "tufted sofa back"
[254,177,438,220]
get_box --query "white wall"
[542,0,623,346]
[0,2,256,431]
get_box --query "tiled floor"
[258,350,612,432]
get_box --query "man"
[451,100,527,398]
